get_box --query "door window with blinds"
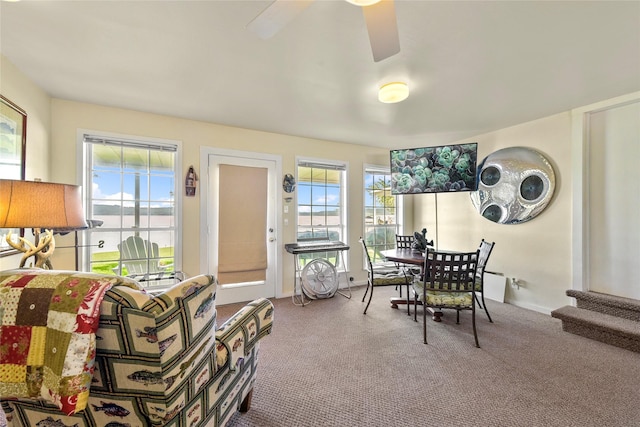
[364,166,402,265]
[296,159,347,267]
[82,134,181,288]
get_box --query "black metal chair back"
[419,249,481,347]
[395,234,414,249]
[475,239,496,322]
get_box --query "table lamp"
[0,179,87,269]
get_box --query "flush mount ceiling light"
[378,82,409,103]
[345,0,382,6]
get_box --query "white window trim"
[76,129,183,275]
[363,163,403,267]
[295,156,349,245]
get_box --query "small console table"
[285,241,351,306]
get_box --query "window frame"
[78,130,183,288]
[295,157,348,269]
[363,163,403,266]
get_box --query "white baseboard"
[506,300,552,315]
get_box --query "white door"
[587,100,640,299]
[203,150,279,305]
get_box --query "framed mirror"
[1,95,27,256]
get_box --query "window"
[296,159,347,266]
[82,134,181,288]
[364,165,402,265]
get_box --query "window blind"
[84,135,177,152]
[297,161,346,171]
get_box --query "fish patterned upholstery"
[0,270,274,427]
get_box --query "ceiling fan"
[247,0,400,62]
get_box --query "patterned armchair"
[0,269,274,427]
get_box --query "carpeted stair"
[551,290,640,353]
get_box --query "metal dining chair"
[474,239,496,322]
[413,249,481,347]
[395,234,414,250]
[360,238,410,315]
[393,234,416,301]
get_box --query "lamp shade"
[0,180,87,230]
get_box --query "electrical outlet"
[284,205,288,213]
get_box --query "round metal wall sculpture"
[470,147,556,224]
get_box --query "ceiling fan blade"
[247,0,315,40]
[362,0,400,62]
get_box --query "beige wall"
[0,56,51,180]
[414,113,573,313]
[2,53,635,313]
[49,98,390,292]
[0,56,52,271]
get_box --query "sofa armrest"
[215,298,274,371]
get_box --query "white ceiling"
[1,0,639,149]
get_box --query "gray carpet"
[217,286,640,427]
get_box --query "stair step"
[551,306,640,353]
[566,290,640,321]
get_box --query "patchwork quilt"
[0,269,141,415]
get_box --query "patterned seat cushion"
[424,291,472,306]
[371,269,408,286]
[412,281,473,307]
